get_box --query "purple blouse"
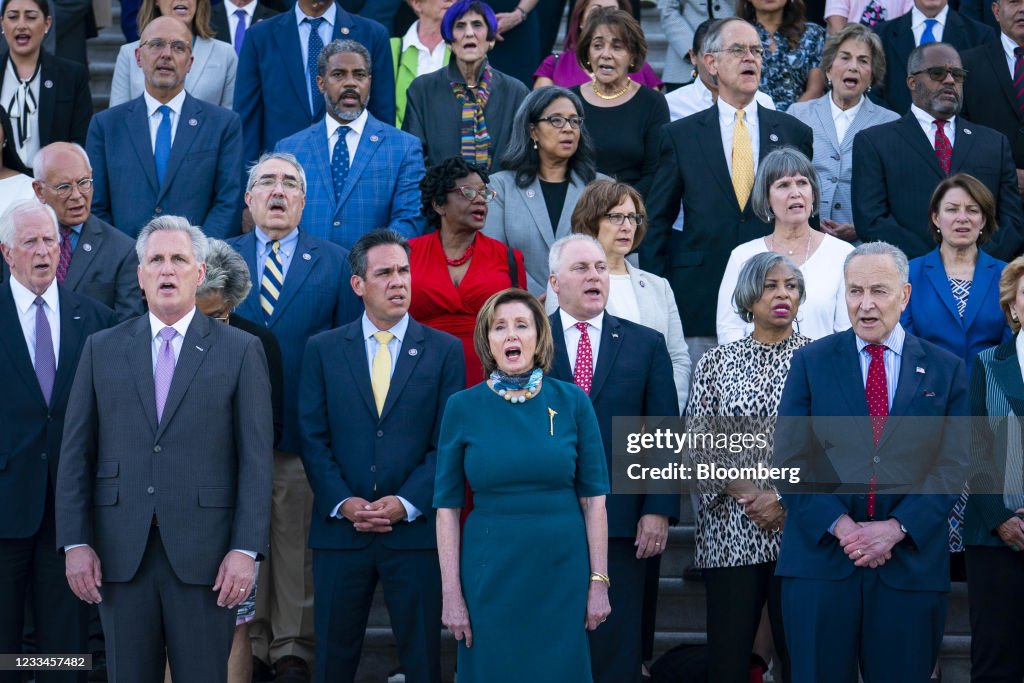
[533,52,663,89]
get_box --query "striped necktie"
[1014,47,1024,113]
[260,240,284,323]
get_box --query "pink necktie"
[865,344,888,518]
[574,322,593,395]
[154,327,176,422]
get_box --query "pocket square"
[922,390,936,397]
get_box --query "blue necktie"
[305,17,325,114]
[331,126,351,201]
[154,104,172,187]
[233,9,247,56]
[920,18,938,45]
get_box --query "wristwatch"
[516,5,528,20]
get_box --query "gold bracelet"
[590,572,611,587]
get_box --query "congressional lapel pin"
[341,26,350,34]
[73,315,81,320]
[639,280,646,287]
[769,133,779,142]
[82,243,93,252]
[612,333,619,338]
[916,366,926,374]
[408,348,418,356]
[923,390,936,397]
[196,346,204,352]
[526,189,536,198]
[188,118,198,127]
[370,135,379,142]
[302,252,311,260]
[548,407,557,436]
[964,128,972,135]
[43,79,53,89]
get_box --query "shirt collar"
[401,19,427,52]
[362,312,409,343]
[911,103,954,129]
[254,226,300,250]
[62,223,84,235]
[143,88,187,118]
[1001,31,1021,60]
[912,3,949,28]
[227,0,257,18]
[9,273,57,315]
[148,306,197,340]
[559,308,604,334]
[855,323,906,356]
[326,106,368,140]
[717,97,759,127]
[295,2,335,29]
[829,93,864,122]
[1016,326,1024,360]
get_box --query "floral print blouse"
[755,21,826,112]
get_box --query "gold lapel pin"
[548,407,557,436]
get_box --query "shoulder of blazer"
[41,51,88,83]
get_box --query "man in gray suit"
[56,216,274,682]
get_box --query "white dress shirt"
[144,88,187,151]
[225,0,258,48]
[911,5,948,45]
[666,77,775,122]
[829,94,864,145]
[400,20,448,76]
[911,104,956,149]
[148,306,196,370]
[717,97,761,176]
[559,309,603,373]
[1,59,41,170]
[10,275,59,368]
[325,107,368,166]
[1001,31,1021,77]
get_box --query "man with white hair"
[0,199,113,681]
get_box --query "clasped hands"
[728,480,786,532]
[341,496,406,533]
[834,514,905,568]
[995,507,1024,551]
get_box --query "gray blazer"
[546,261,691,413]
[483,169,609,295]
[786,93,899,224]
[109,37,238,108]
[56,313,273,585]
[659,0,734,85]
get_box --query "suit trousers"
[589,538,647,683]
[0,488,88,683]
[966,544,1024,682]
[703,561,788,683]
[99,525,235,683]
[250,452,316,667]
[312,541,442,683]
[782,570,945,683]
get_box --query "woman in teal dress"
[434,288,611,681]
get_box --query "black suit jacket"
[873,10,995,115]
[229,312,284,449]
[548,311,681,538]
[0,282,113,539]
[641,104,814,337]
[962,39,1024,167]
[210,1,278,45]
[852,112,1024,259]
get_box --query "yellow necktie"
[371,331,394,415]
[732,109,754,210]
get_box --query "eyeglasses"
[716,44,765,59]
[536,115,584,129]
[253,176,302,191]
[604,212,644,226]
[909,66,968,83]
[213,314,230,323]
[448,185,497,202]
[41,178,93,198]
[140,38,192,55]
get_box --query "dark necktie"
[574,322,593,395]
[33,297,55,405]
[1014,47,1024,113]
[233,8,247,57]
[56,226,73,284]
[865,344,889,519]
[920,18,938,44]
[331,126,351,201]
[154,104,172,186]
[934,119,952,175]
[304,17,325,114]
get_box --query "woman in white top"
[546,179,691,413]
[717,147,853,344]
[109,0,237,108]
[0,105,36,216]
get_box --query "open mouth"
[159,281,177,293]
[172,3,189,13]
[13,33,31,47]
[470,209,486,221]
[387,294,405,306]
[842,77,858,89]
[583,286,603,299]
[504,345,522,361]
[787,202,805,211]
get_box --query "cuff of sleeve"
[64,544,88,553]
[397,496,421,522]
[332,498,350,520]
[232,549,257,559]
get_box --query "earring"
[866,85,872,92]
[691,69,697,79]
[1013,311,1020,323]
[532,140,538,150]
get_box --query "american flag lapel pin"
[916,366,925,374]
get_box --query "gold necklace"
[591,75,631,100]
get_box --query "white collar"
[143,88,187,118]
[1001,31,1022,60]
[9,273,57,315]
[295,2,335,28]
[717,96,759,126]
[911,103,954,130]
[401,20,428,52]
[362,311,409,343]
[829,93,864,121]
[148,306,197,340]
[327,106,368,139]
[912,3,949,28]
[225,0,257,17]
[559,308,604,333]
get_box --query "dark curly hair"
[419,157,490,231]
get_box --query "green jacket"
[391,37,451,129]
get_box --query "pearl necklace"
[591,76,631,100]
[498,387,536,403]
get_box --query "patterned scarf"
[451,65,493,167]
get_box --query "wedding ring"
[238,587,246,592]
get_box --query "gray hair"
[750,148,821,223]
[0,199,59,245]
[701,17,754,54]
[843,241,909,285]
[733,251,806,322]
[821,23,887,88]
[196,238,252,309]
[32,142,92,180]
[246,152,307,194]
[135,215,208,265]
[317,38,372,77]
[548,233,604,275]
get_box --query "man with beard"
[276,39,424,250]
[853,41,1024,259]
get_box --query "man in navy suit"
[209,0,278,54]
[298,228,464,683]
[226,152,360,683]
[233,0,395,169]
[276,39,424,249]
[87,17,244,239]
[774,241,969,682]
[853,42,1024,260]
[546,235,679,683]
[0,200,112,683]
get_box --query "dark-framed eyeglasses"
[213,314,231,323]
[448,185,497,202]
[140,38,192,55]
[716,44,765,59]
[536,115,584,129]
[909,66,967,83]
[41,178,93,198]
[604,212,644,226]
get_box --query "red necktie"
[1014,47,1024,113]
[573,322,593,395]
[56,226,73,284]
[865,344,888,519]
[934,120,952,175]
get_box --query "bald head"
[32,142,94,228]
[136,16,194,102]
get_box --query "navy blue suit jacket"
[548,311,681,538]
[298,316,465,550]
[227,229,361,454]
[87,93,244,238]
[0,283,113,539]
[901,247,1010,374]
[274,113,425,249]
[233,5,395,168]
[773,329,969,592]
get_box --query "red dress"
[409,231,527,387]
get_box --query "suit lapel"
[892,15,916,86]
[879,334,926,449]
[985,40,1024,122]
[950,117,976,174]
[0,285,44,405]
[921,248,962,325]
[844,98,880,152]
[51,288,85,406]
[155,313,212,439]
[962,252,1001,330]
[624,262,658,331]
[523,176,557,249]
[158,96,202,201]
[549,311,574,380]
[343,323,377,417]
[211,4,231,43]
[554,173,586,240]
[268,231,317,326]
[128,316,159,434]
[813,96,841,156]
[898,113,945,178]
[61,218,103,292]
[697,108,738,211]
[127,98,161,195]
[337,115,384,210]
[379,318,424,421]
[37,53,56,146]
[833,332,875,451]
[304,121,337,216]
[589,313,620,401]
[232,233,263,323]
[991,339,1024,416]
[273,11,312,116]
[189,37,214,88]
